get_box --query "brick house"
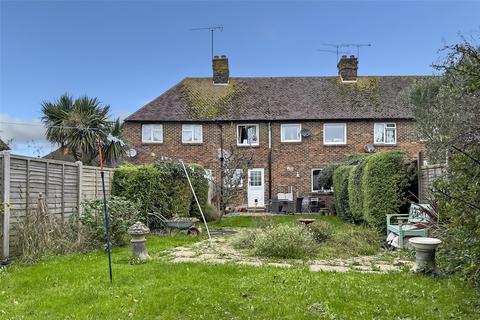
[124,55,425,210]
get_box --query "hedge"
[362,151,409,233]
[332,165,354,222]
[112,160,209,220]
[347,158,368,223]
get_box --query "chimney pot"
[337,55,358,82]
[212,55,229,84]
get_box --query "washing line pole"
[97,135,113,284]
[180,160,212,244]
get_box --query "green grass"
[208,214,344,229]
[2,216,480,319]
[1,232,480,319]
[211,215,381,259]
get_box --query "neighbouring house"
[0,138,10,151]
[124,55,426,210]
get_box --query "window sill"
[237,144,260,148]
[374,143,398,146]
[280,140,302,144]
[142,142,163,145]
[182,142,203,145]
[324,143,347,147]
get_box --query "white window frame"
[311,168,333,193]
[141,124,163,143]
[236,124,260,146]
[182,124,203,144]
[323,123,347,145]
[374,122,397,145]
[281,123,302,142]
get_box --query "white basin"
[409,237,442,250]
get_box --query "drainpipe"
[218,122,225,214]
[268,122,272,210]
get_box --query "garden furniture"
[386,203,432,249]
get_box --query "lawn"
[1,216,480,319]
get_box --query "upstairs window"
[281,124,302,142]
[182,124,203,143]
[374,123,396,144]
[324,123,347,145]
[237,124,259,146]
[142,124,163,143]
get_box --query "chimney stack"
[337,55,358,82]
[212,55,229,84]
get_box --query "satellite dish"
[127,148,137,158]
[365,144,376,153]
[301,128,311,137]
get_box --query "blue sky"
[1,0,479,156]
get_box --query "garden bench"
[386,203,432,249]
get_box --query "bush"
[331,227,381,256]
[307,220,334,243]
[362,151,410,233]
[231,229,259,250]
[202,203,221,222]
[78,196,140,247]
[434,147,480,288]
[254,224,317,259]
[333,165,354,222]
[112,160,209,221]
[348,158,368,223]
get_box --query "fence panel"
[1,152,114,259]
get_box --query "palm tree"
[42,94,127,166]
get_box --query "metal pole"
[181,160,212,244]
[97,135,113,284]
[211,29,214,60]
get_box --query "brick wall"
[124,120,423,208]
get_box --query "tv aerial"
[319,43,372,62]
[190,25,224,59]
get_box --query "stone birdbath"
[298,218,316,226]
[409,237,442,273]
[127,221,151,261]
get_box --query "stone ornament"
[127,221,151,260]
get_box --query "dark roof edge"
[124,117,415,123]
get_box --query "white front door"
[247,168,265,207]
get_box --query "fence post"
[76,161,83,214]
[2,151,11,260]
[418,151,423,202]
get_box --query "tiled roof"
[0,138,10,151]
[125,76,428,122]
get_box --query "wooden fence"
[1,151,114,259]
[418,152,447,202]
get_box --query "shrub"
[202,203,221,222]
[307,220,334,243]
[332,165,354,222]
[362,151,410,233]
[331,227,381,256]
[78,196,140,247]
[254,224,317,259]
[434,147,480,288]
[348,158,368,223]
[231,229,259,250]
[112,160,209,220]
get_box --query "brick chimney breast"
[337,55,358,82]
[212,55,229,84]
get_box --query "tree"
[41,94,127,165]
[407,35,480,288]
[209,144,255,216]
[406,36,480,161]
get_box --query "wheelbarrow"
[147,212,200,236]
